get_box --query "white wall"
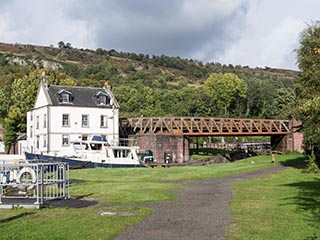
[0,141,5,153]
[34,83,50,109]
[27,105,119,155]
[27,107,49,154]
[18,140,28,154]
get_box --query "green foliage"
[0,89,9,117]
[2,117,16,153]
[296,21,320,146]
[56,52,68,60]
[303,148,320,173]
[204,72,247,116]
[0,42,298,123]
[124,63,135,73]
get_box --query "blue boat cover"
[91,135,107,142]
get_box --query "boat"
[25,136,144,168]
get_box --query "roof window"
[57,89,73,104]
[95,92,111,106]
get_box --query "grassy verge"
[227,156,320,240]
[0,153,306,239]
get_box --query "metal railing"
[0,160,69,208]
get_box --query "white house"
[26,80,119,155]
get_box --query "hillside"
[0,42,297,83]
[0,42,298,119]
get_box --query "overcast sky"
[0,0,319,70]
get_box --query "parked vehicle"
[138,150,155,163]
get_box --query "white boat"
[26,136,143,168]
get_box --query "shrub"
[303,148,319,173]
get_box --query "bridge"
[119,117,302,163]
[120,117,290,136]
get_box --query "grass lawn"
[0,153,315,239]
[227,155,320,240]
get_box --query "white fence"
[0,160,69,209]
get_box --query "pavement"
[115,165,286,240]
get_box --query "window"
[62,135,69,146]
[57,89,72,104]
[61,93,70,103]
[43,114,47,128]
[36,135,40,149]
[43,134,47,147]
[59,93,70,103]
[30,114,33,121]
[36,116,39,129]
[62,114,69,127]
[96,92,111,106]
[82,114,89,127]
[98,95,107,105]
[30,126,33,138]
[82,135,88,141]
[100,115,108,128]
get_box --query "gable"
[34,83,52,108]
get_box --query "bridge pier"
[136,135,189,163]
[271,119,304,153]
[271,135,287,152]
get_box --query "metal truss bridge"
[120,117,290,137]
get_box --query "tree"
[58,41,65,49]
[204,73,247,117]
[0,89,10,117]
[296,21,320,147]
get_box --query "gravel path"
[115,165,286,240]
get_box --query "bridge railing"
[121,117,290,136]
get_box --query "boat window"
[114,150,119,158]
[113,149,129,158]
[123,150,129,157]
[91,143,102,150]
[73,142,83,150]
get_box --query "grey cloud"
[65,0,249,60]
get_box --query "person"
[271,153,275,163]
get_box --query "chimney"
[104,81,112,90]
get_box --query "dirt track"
[115,165,285,240]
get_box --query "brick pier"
[136,135,189,163]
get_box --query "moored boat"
[25,136,143,168]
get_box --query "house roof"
[46,85,119,108]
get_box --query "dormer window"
[57,89,73,104]
[98,95,107,105]
[61,93,70,103]
[95,92,111,106]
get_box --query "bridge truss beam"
[122,117,290,136]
